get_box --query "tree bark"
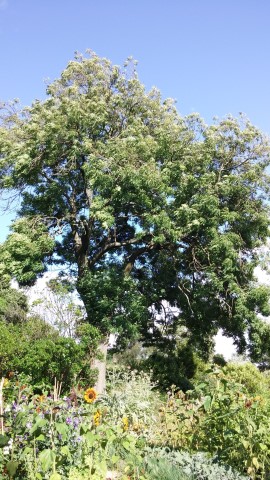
[92,339,109,394]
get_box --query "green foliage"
[0,320,23,374]
[212,354,227,367]
[19,336,94,392]
[78,267,149,342]
[113,339,203,392]
[0,285,28,324]
[0,369,256,480]
[158,366,270,479]
[143,449,248,480]
[225,361,270,397]
[144,454,190,480]
[1,51,270,356]
[143,342,197,391]
[0,218,54,286]
[102,368,161,436]
[0,317,97,392]
[0,374,149,479]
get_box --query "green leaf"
[30,417,48,435]
[60,445,71,457]
[85,431,96,446]
[252,457,260,469]
[49,474,62,480]
[39,449,56,472]
[203,395,212,411]
[23,446,33,455]
[95,460,107,476]
[196,383,207,389]
[0,434,9,447]
[241,439,249,449]
[80,424,88,433]
[111,454,120,464]
[122,440,133,451]
[6,461,19,477]
[55,422,68,437]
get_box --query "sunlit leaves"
[0,52,270,354]
[0,218,54,285]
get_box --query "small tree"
[30,277,85,338]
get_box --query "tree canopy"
[1,51,270,359]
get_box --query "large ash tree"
[1,52,270,378]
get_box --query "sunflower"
[84,388,97,403]
[122,416,129,431]
[93,410,101,426]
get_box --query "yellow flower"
[93,410,101,426]
[84,388,97,403]
[122,417,129,431]
[3,378,9,388]
[253,395,263,404]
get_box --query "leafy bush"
[0,317,97,392]
[212,353,227,367]
[158,366,270,479]
[143,343,196,391]
[0,287,28,324]
[225,361,270,397]
[102,367,161,443]
[17,336,96,392]
[144,448,249,480]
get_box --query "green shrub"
[18,336,95,392]
[0,286,28,324]
[144,448,249,480]
[0,317,97,392]
[212,353,227,367]
[225,361,270,397]
[143,342,197,391]
[103,367,161,443]
[158,367,270,479]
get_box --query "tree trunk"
[92,340,108,394]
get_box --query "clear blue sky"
[1,0,270,241]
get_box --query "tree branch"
[88,237,145,268]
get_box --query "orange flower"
[84,388,97,403]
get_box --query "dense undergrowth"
[1,361,270,479]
